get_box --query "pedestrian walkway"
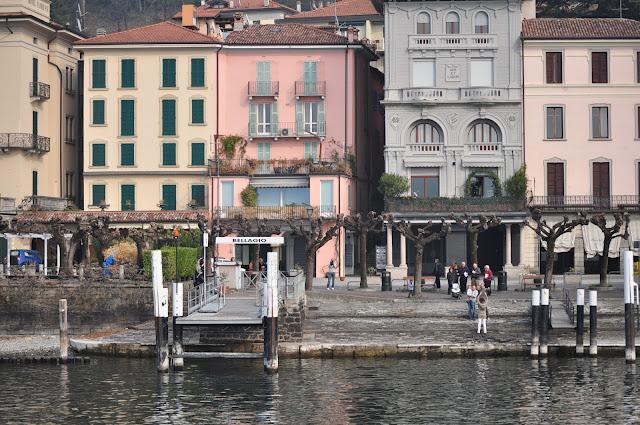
[550,299,574,329]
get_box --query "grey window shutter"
[271,101,278,136]
[296,101,303,136]
[249,102,257,136]
[318,101,325,136]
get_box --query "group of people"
[442,260,493,334]
[464,282,489,334]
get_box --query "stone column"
[505,224,512,267]
[386,224,393,268]
[43,237,48,276]
[399,233,407,268]
[574,225,585,274]
[5,236,11,276]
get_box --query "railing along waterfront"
[29,81,50,99]
[215,205,336,220]
[528,196,640,210]
[0,133,50,153]
[187,274,224,315]
[387,197,527,214]
[209,158,352,176]
[563,288,575,325]
[248,81,279,97]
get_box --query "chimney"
[346,26,358,42]
[296,0,301,11]
[233,12,244,31]
[263,0,269,6]
[229,0,234,8]
[522,0,536,19]
[181,4,197,27]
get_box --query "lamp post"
[172,227,181,283]
[98,199,110,211]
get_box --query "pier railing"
[563,289,575,325]
[187,273,224,315]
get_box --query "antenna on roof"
[612,0,628,18]
[334,0,339,28]
[75,0,87,32]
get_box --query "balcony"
[406,143,443,154]
[402,88,445,103]
[461,88,506,102]
[20,196,69,211]
[248,81,279,98]
[408,34,497,50]
[209,158,352,177]
[387,197,526,214]
[29,81,50,100]
[215,205,337,220]
[248,122,326,139]
[464,143,502,154]
[0,133,50,153]
[528,196,640,211]
[295,81,326,98]
[0,197,16,214]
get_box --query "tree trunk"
[133,237,144,269]
[414,244,424,296]
[544,238,555,288]
[359,230,368,288]
[305,252,315,291]
[62,239,78,275]
[599,236,611,287]
[82,235,91,266]
[469,231,479,265]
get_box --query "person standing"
[447,263,458,295]
[477,289,488,334]
[483,265,493,294]
[466,283,478,320]
[326,259,337,290]
[458,261,470,293]
[470,263,482,286]
[433,258,443,289]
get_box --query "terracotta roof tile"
[225,23,351,45]
[285,0,380,20]
[173,0,296,19]
[75,21,220,45]
[522,18,640,40]
[16,210,208,224]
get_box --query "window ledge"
[159,86,178,90]
[543,138,566,142]
[119,135,137,138]
[188,164,206,168]
[588,138,611,142]
[188,86,207,90]
[189,123,207,126]
[160,165,179,168]
[89,87,108,91]
[89,165,107,169]
[118,165,137,168]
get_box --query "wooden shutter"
[32,171,38,197]
[162,99,176,136]
[93,100,105,125]
[271,101,278,135]
[120,100,135,136]
[92,59,105,89]
[593,162,610,198]
[162,59,176,87]
[92,144,105,166]
[120,143,135,166]
[249,102,257,136]
[92,185,105,206]
[546,52,562,84]
[163,143,176,166]
[592,52,608,83]
[295,101,303,136]
[547,163,564,197]
[32,111,38,136]
[191,142,205,166]
[162,185,176,210]
[121,59,135,88]
[304,61,317,94]
[318,101,325,136]
[192,99,204,124]
[191,185,205,207]
[32,58,38,82]
[191,58,205,87]
[121,185,135,211]
[257,61,271,95]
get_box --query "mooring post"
[540,288,550,357]
[264,251,279,373]
[576,288,585,356]
[624,250,636,363]
[531,289,541,358]
[59,299,69,363]
[152,250,170,373]
[172,281,184,370]
[78,265,84,280]
[118,265,125,280]
[589,289,598,357]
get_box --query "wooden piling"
[118,265,125,280]
[540,288,549,357]
[172,282,184,370]
[624,251,636,363]
[59,299,69,363]
[264,251,279,373]
[531,290,540,358]
[589,290,598,357]
[576,288,584,356]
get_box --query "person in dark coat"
[458,261,470,293]
[446,263,458,295]
[433,258,443,289]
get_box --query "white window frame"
[257,103,272,135]
[304,102,319,134]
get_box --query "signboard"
[203,232,209,248]
[172,282,183,317]
[216,236,285,245]
[445,64,461,82]
[375,245,387,270]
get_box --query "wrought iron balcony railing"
[408,34,497,50]
[248,81,279,98]
[215,205,336,220]
[295,81,326,97]
[248,121,326,138]
[209,158,352,177]
[30,81,50,99]
[387,197,527,214]
[528,196,640,210]
[0,133,50,153]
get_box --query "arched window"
[416,12,431,35]
[445,12,460,35]
[410,121,443,144]
[467,120,501,144]
[474,11,489,34]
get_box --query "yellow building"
[75,21,220,212]
[0,0,82,212]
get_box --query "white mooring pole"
[59,299,69,362]
[624,250,636,363]
[152,250,169,373]
[540,288,550,356]
[264,251,279,373]
[576,288,585,356]
[531,289,541,358]
[172,281,184,370]
[589,289,598,357]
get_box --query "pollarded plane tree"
[589,212,630,287]
[451,214,502,266]
[343,212,385,289]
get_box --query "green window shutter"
[191,99,204,124]
[92,100,105,125]
[32,111,38,136]
[304,141,319,160]
[92,143,105,166]
[32,171,38,197]
[318,101,326,136]
[162,58,176,88]
[295,101,303,136]
[92,59,106,89]
[257,142,271,160]
[162,185,176,210]
[191,58,205,87]
[162,99,176,136]
[121,59,135,88]
[121,185,135,211]
[271,101,278,135]
[249,102,257,135]
[92,184,106,206]
[120,143,135,166]
[191,185,205,207]
[120,99,135,136]
[257,61,271,95]
[191,142,205,166]
[32,58,38,82]
[304,61,317,95]
[162,143,176,166]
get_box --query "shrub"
[241,184,258,207]
[378,173,410,199]
[504,165,528,199]
[104,240,138,265]
[143,247,201,280]
[464,170,502,197]
[219,135,246,159]
[176,229,203,248]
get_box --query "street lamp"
[158,200,166,210]
[98,199,110,211]
[172,227,181,283]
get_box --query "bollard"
[576,288,585,356]
[624,251,636,363]
[171,282,184,370]
[118,265,125,280]
[78,266,84,280]
[264,251,279,373]
[59,299,69,363]
[152,250,170,373]
[531,290,541,358]
[540,288,550,357]
[589,290,598,357]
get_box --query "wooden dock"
[176,294,262,326]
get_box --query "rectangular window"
[412,60,435,87]
[592,162,611,199]
[257,103,272,135]
[162,143,176,166]
[191,99,204,124]
[161,185,176,211]
[545,107,564,139]
[221,181,234,207]
[32,171,38,197]
[92,99,105,125]
[546,52,563,84]
[32,57,38,82]
[65,172,73,198]
[637,106,640,138]
[470,59,493,87]
[591,106,609,139]
[121,184,135,211]
[162,58,176,88]
[191,184,206,207]
[303,102,319,134]
[304,141,319,161]
[256,61,271,95]
[303,61,318,94]
[120,99,135,136]
[162,99,176,136]
[592,52,608,84]
[121,59,135,88]
[190,58,205,87]
[32,111,38,135]
[546,163,565,199]
[64,116,74,143]
[92,143,106,166]
[92,59,106,89]
[191,142,205,166]
[637,52,640,84]
[92,184,106,206]
[120,143,135,166]
[257,142,271,173]
[320,180,334,216]
[411,176,440,198]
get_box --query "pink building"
[212,24,382,277]
[523,18,640,274]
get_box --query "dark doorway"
[477,226,503,272]
[406,237,445,276]
[539,247,574,274]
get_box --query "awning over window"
[251,177,309,188]
[582,222,624,258]
[540,220,576,253]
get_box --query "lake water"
[1,357,639,424]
